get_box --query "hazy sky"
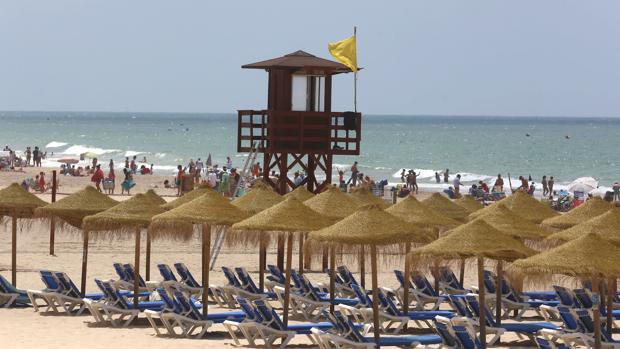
[1,1,619,117]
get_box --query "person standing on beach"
[613,182,620,201]
[130,156,137,174]
[443,169,450,183]
[400,169,406,183]
[435,172,440,183]
[91,164,104,192]
[38,172,46,192]
[32,146,40,167]
[494,174,504,192]
[548,176,555,197]
[542,176,549,196]
[25,147,31,166]
[226,156,233,169]
[347,161,359,187]
[407,170,420,194]
[124,157,129,169]
[452,174,463,196]
[176,165,185,196]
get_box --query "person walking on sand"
[548,176,555,197]
[613,182,620,202]
[443,169,450,183]
[347,161,359,186]
[91,164,104,192]
[542,175,549,196]
[453,174,463,196]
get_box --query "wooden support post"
[11,210,17,286]
[80,231,89,295]
[277,236,285,271]
[360,245,366,288]
[283,232,294,326]
[592,277,601,349]
[298,233,304,274]
[477,257,486,349]
[403,243,411,318]
[496,261,503,326]
[459,259,466,287]
[607,278,613,336]
[259,236,266,292]
[322,246,329,271]
[133,228,141,308]
[371,245,380,347]
[329,245,336,314]
[145,230,151,281]
[50,170,57,255]
[202,224,211,315]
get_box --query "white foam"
[45,141,68,148]
[154,153,167,158]
[124,150,144,157]
[62,145,120,156]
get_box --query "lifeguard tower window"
[291,75,325,112]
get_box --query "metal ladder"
[209,142,259,270]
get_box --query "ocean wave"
[45,141,68,148]
[392,168,493,183]
[61,145,121,156]
[124,150,145,157]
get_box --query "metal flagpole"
[353,26,357,113]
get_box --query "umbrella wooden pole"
[459,259,465,287]
[360,245,366,288]
[11,209,17,286]
[277,236,285,271]
[496,261,503,325]
[80,231,89,295]
[283,232,294,326]
[202,224,211,315]
[329,245,336,314]
[370,244,380,347]
[259,236,266,292]
[145,230,151,281]
[477,257,487,349]
[432,261,440,295]
[322,246,329,271]
[607,278,613,336]
[403,242,411,318]
[298,233,304,274]
[592,276,601,349]
[133,228,141,308]
[50,170,57,255]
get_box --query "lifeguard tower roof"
[242,50,352,74]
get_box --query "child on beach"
[91,164,104,192]
[121,168,135,195]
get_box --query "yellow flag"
[328,36,357,72]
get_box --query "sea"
[1,111,619,191]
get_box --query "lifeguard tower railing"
[237,110,361,155]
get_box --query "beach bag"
[102,179,115,190]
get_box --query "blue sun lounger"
[0,273,29,307]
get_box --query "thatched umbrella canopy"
[144,189,166,205]
[35,186,118,229]
[161,185,215,210]
[386,195,461,231]
[454,195,484,213]
[150,192,249,311]
[541,197,611,230]
[473,203,551,242]
[409,219,536,339]
[232,181,283,214]
[284,186,314,202]
[34,186,119,293]
[304,186,358,220]
[508,233,620,348]
[349,186,389,208]
[0,183,47,286]
[307,204,434,344]
[544,206,620,248]
[503,190,558,224]
[231,197,336,326]
[422,193,469,221]
[83,193,166,306]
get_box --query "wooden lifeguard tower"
[237,50,362,194]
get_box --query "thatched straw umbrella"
[541,197,611,230]
[349,186,390,208]
[307,205,434,344]
[34,186,118,293]
[83,193,165,306]
[150,192,249,310]
[409,219,535,344]
[502,190,558,224]
[454,195,484,213]
[231,197,335,326]
[231,182,283,284]
[474,203,551,242]
[422,193,469,222]
[545,206,620,248]
[508,233,620,349]
[284,186,314,202]
[304,186,359,275]
[386,196,461,232]
[144,189,166,205]
[0,183,47,286]
[161,185,215,211]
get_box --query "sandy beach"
[0,167,556,348]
